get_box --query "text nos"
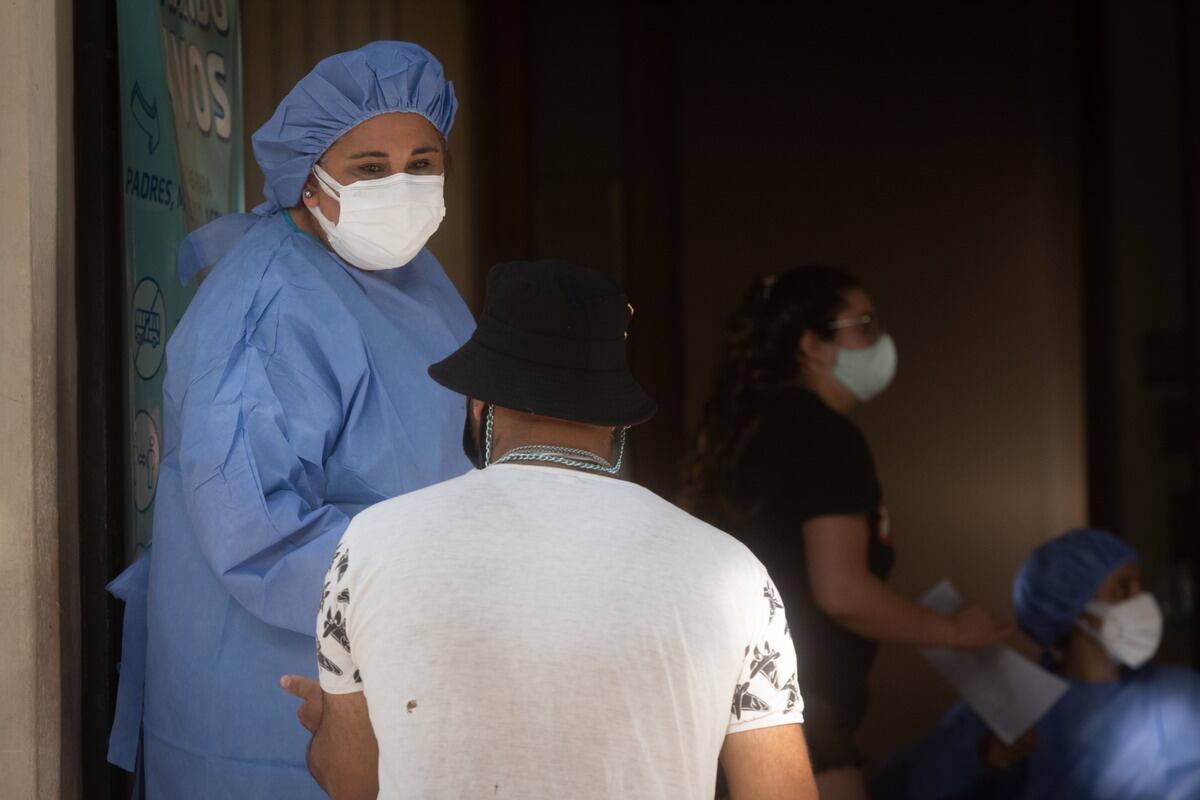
[162,29,234,141]
[161,0,232,34]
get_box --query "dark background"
[469,0,1199,757]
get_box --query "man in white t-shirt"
[282,260,816,799]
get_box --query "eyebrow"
[345,145,442,160]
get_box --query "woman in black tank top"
[681,266,1009,800]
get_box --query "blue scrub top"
[109,212,475,798]
[876,666,1200,800]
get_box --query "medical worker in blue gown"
[874,528,1200,800]
[106,42,476,798]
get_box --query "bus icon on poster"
[131,277,166,380]
[135,306,162,347]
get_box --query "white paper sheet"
[918,579,1069,744]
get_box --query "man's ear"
[470,398,487,422]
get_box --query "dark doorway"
[74,0,131,796]
[470,0,686,498]
[1081,0,1199,666]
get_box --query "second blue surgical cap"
[1012,528,1138,647]
[252,41,457,211]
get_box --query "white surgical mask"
[1077,592,1163,668]
[832,333,898,402]
[307,163,445,271]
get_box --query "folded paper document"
[920,579,1069,744]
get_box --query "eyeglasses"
[828,313,882,340]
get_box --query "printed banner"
[116,0,243,552]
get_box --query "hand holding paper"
[945,603,1012,649]
[919,579,1069,745]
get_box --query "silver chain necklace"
[484,405,626,475]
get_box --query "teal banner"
[116,0,243,551]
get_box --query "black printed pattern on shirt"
[749,642,782,686]
[317,648,343,676]
[732,682,771,718]
[729,579,803,729]
[764,582,784,623]
[783,672,800,713]
[317,541,362,688]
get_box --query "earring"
[304,189,314,198]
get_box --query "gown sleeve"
[1157,668,1200,800]
[176,314,355,635]
[900,703,1021,800]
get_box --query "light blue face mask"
[832,333,898,401]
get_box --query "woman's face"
[1092,562,1143,604]
[1078,561,1142,631]
[828,287,882,351]
[797,287,882,374]
[301,111,445,225]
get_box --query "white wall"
[0,0,78,796]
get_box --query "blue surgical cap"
[251,41,457,211]
[1013,528,1138,648]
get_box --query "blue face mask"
[832,333,898,402]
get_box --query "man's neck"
[489,409,617,469]
[1060,630,1121,683]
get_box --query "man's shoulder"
[345,469,479,538]
[344,467,766,572]
[619,483,769,575]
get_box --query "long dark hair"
[679,266,860,523]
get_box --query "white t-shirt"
[317,463,802,799]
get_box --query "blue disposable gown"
[109,212,474,798]
[877,666,1200,800]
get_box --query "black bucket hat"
[428,260,657,427]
